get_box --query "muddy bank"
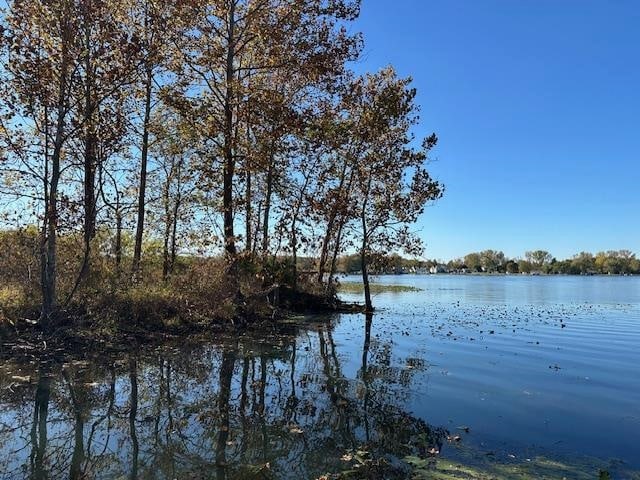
[0,286,363,363]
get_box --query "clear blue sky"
[352,0,640,261]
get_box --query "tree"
[525,250,553,269]
[2,0,465,322]
[345,68,443,311]
[518,259,532,274]
[571,252,594,274]
[505,260,519,274]
[2,0,143,321]
[479,249,505,272]
[148,108,198,280]
[75,0,142,281]
[464,253,482,272]
[169,0,360,258]
[131,0,186,276]
[3,0,83,321]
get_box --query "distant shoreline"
[339,272,637,277]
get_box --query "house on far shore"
[429,264,449,274]
[414,266,430,274]
[448,264,469,274]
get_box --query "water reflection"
[0,317,445,479]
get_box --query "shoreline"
[0,290,364,360]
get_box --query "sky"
[351,0,640,261]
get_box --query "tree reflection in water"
[0,317,446,479]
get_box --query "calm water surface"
[1,275,639,479]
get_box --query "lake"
[1,275,639,479]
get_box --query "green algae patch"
[338,282,423,294]
[405,455,640,480]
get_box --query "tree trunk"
[41,148,61,322]
[41,14,71,322]
[289,162,315,290]
[245,168,252,252]
[360,242,372,313]
[328,167,356,284]
[244,106,252,252]
[169,198,180,276]
[291,226,298,290]
[317,159,349,283]
[169,160,182,275]
[162,168,172,281]
[261,152,274,254]
[360,176,373,312]
[317,216,335,284]
[162,215,171,282]
[222,1,237,256]
[253,201,262,256]
[82,133,96,278]
[132,65,153,275]
[115,211,122,272]
[328,214,346,287]
[82,18,97,281]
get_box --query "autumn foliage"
[0,0,442,326]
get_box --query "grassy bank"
[0,245,354,353]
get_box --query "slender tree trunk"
[41,14,71,322]
[328,215,346,287]
[42,144,61,321]
[328,167,356,284]
[261,152,274,254]
[132,65,153,275]
[169,223,178,274]
[317,217,335,284]
[40,107,50,318]
[222,1,237,256]
[82,18,97,281]
[253,201,262,256]
[289,163,315,289]
[162,173,172,281]
[169,202,179,275]
[360,236,372,311]
[169,162,182,275]
[162,218,171,281]
[360,177,373,312]
[244,104,252,252]
[245,168,252,252]
[115,211,122,272]
[82,136,96,278]
[291,226,298,290]
[317,160,349,283]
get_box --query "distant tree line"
[334,250,640,275]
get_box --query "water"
[1,275,639,479]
